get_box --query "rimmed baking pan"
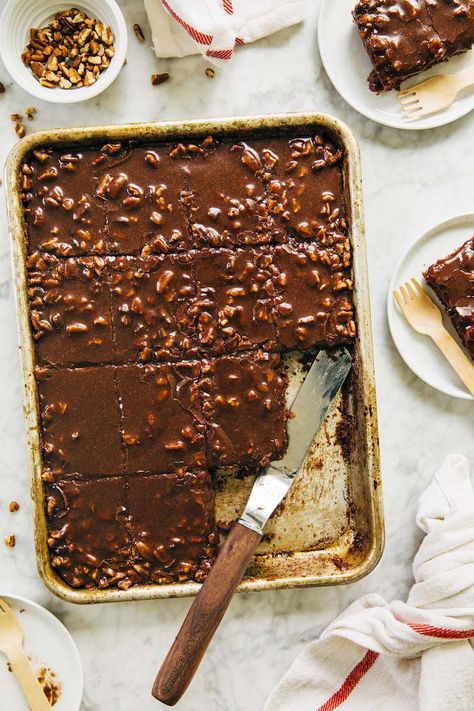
[5,112,384,603]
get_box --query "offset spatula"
[152,348,352,706]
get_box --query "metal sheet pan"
[5,112,383,604]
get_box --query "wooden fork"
[398,65,474,120]
[394,278,474,396]
[0,598,51,710]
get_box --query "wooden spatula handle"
[152,522,262,706]
[433,329,474,396]
[9,648,51,710]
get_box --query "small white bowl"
[0,0,127,104]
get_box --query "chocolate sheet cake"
[20,131,355,589]
[353,0,474,93]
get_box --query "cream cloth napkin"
[144,0,306,63]
[264,455,474,711]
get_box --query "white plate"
[318,0,474,130]
[0,594,83,710]
[388,213,474,400]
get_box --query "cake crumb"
[133,23,145,42]
[10,113,26,138]
[37,666,61,706]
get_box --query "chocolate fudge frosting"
[199,353,288,469]
[37,365,123,477]
[117,363,206,473]
[424,237,474,359]
[353,0,474,93]
[127,470,217,585]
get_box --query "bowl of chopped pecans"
[0,0,127,103]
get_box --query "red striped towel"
[144,0,306,64]
[265,455,474,711]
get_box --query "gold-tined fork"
[398,65,474,120]
[394,278,474,396]
[0,598,51,710]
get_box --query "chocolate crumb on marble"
[151,73,169,85]
[133,23,145,42]
[37,366,123,477]
[21,146,108,255]
[26,252,115,366]
[117,363,206,473]
[188,247,278,355]
[108,254,196,362]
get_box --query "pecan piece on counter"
[151,72,170,86]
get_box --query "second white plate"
[318,0,474,130]
[388,213,474,400]
[0,594,83,710]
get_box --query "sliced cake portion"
[127,470,218,584]
[427,0,474,55]
[188,248,277,355]
[199,352,288,470]
[424,237,474,359]
[108,254,196,362]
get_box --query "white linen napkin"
[264,455,474,711]
[144,0,306,63]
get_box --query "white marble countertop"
[0,2,473,710]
